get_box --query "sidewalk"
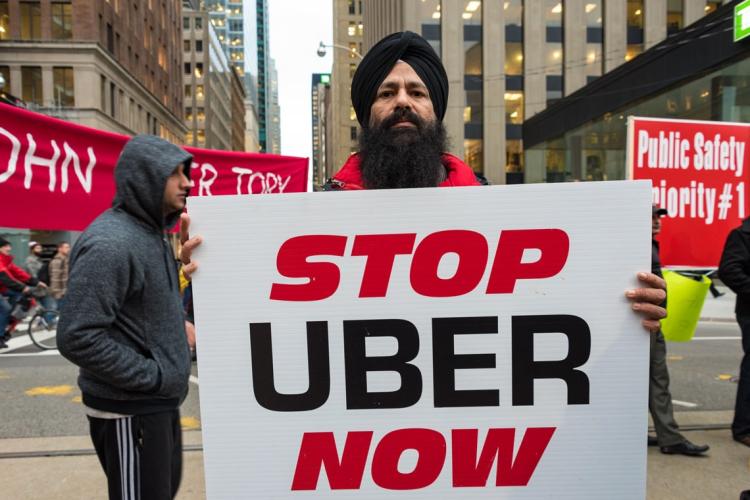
[2,412,748,499]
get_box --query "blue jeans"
[0,294,11,335]
[0,291,22,335]
[40,295,57,323]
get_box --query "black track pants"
[88,410,183,500]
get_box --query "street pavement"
[1,286,748,499]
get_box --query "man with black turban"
[324,31,478,190]
[321,30,669,334]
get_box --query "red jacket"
[327,153,481,190]
[0,253,35,294]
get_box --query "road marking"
[189,375,199,385]
[672,399,699,408]
[181,416,201,430]
[691,336,741,340]
[25,385,74,396]
[0,351,60,357]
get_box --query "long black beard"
[358,109,447,189]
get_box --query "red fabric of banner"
[0,103,308,231]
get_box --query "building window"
[505,91,523,124]
[100,75,106,110]
[195,17,202,30]
[21,66,42,105]
[463,0,483,173]
[704,1,721,14]
[51,2,73,39]
[184,62,190,75]
[20,1,41,40]
[196,107,205,121]
[626,0,644,60]
[185,109,193,122]
[53,67,74,106]
[106,23,114,53]
[0,1,10,41]
[349,106,356,121]
[667,0,683,35]
[0,66,9,92]
[348,21,356,37]
[348,0,355,15]
[183,16,190,30]
[414,0,441,56]
[194,63,203,78]
[197,129,205,145]
[184,84,191,97]
[195,85,204,99]
[110,82,116,117]
[506,139,524,173]
[184,40,190,51]
[350,126,357,141]
[585,0,603,79]
[196,40,203,52]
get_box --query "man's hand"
[180,213,202,280]
[626,272,667,333]
[185,320,196,350]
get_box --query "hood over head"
[112,135,193,231]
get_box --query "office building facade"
[0,0,187,140]
[360,0,726,184]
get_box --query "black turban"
[351,31,449,128]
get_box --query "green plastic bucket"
[660,270,711,342]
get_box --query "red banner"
[628,117,749,268]
[0,103,308,231]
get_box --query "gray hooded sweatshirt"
[58,135,192,415]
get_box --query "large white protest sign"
[189,181,651,499]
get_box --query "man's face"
[58,243,70,256]
[0,244,10,256]
[652,215,662,236]
[163,164,193,215]
[369,61,436,130]
[31,244,42,256]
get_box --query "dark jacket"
[652,240,663,279]
[719,217,750,317]
[57,135,193,415]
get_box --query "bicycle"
[26,307,59,350]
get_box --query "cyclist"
[1,238,43,347]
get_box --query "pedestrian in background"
[58,135,201,500]
[648,205,709,456]
[48,242,70,304]
[24,241,44,278]
[718,216,750,448]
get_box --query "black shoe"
[660,440,709,456]
[0,338,7,349]
[647,434,658,446]
[734,434,750,447]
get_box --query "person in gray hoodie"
[58,134,201,500]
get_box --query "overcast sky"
[267,0,333,160]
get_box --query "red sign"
[0,103,308,231]
[628,117,750,267]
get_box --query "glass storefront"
[526,55,750,182]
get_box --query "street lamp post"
[317,41,363,60]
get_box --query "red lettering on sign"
[290,431,372,490]
[270,235,347,301]
[410,230,489,297]
[371,428,446,490]
[486,229,569,294]
[271,230,570,301]
[290,427,555,491]
[352,233,416,297]
[451,427,556,487]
